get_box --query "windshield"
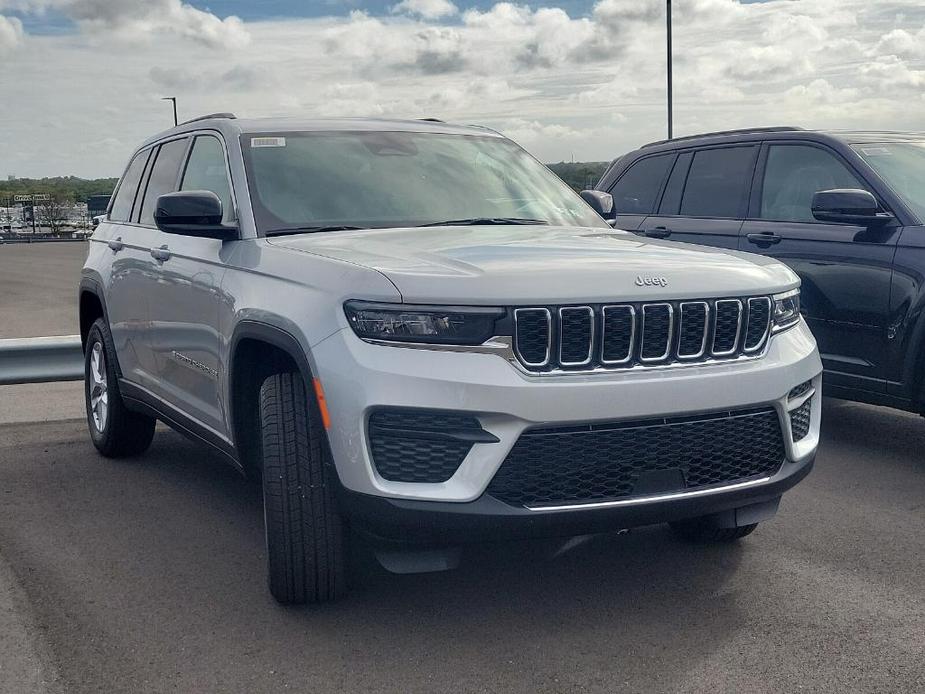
[853,142,925,221]
[241,131,608,234]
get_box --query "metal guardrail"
[0,335,83,385]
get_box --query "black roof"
[638,126,925,153]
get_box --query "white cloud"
[873,25,925,60]
[0,14,23,55]
[4,0,249,48]
[391,0,458,20]
[3,0,925,178]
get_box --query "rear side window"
[109,150,150,222]
[139,138,189,226]
[181,135,234,222]
[760,145,866,222]
[608,154,673,215]
[680,147,755,218]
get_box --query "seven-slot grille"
[513,296,772,372]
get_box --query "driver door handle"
[107,237,123,252]
[746,232,782,246]
[150,245,171,262]
[644,226,672,239]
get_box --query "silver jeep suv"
[79,115,822,604]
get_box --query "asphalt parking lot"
[0,243,923,693]
[0,242,85,339]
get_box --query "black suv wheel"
[84,318,156,457]
[259,371,346,604]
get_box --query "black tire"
[669,519,758,543]
[84,318,156,458]
[260,371,345,604]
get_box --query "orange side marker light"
[313,378,332,429]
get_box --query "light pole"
[162,96,178,126]
[667,0,673,140]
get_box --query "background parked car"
[594,127,925,415]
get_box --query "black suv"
[594,127,925,413]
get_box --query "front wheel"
[260,371,346,604]
[84,318,156,457]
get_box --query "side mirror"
[580,189,615,218]
[811,189,893,226]
[154,191,237,240]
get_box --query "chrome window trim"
[513,307,552,367]
[558,306,595,367]
[677,301,709,359]
[712,299,743,357]
[743,296,772,353]
[639,303,674,363]
[600,305,636,365]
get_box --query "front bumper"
[313,319,822,506]
[338,451,814,543]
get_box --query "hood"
[267,225,799,304]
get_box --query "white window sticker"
[251,137,286,148]
[861,147,892,156]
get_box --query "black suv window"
[109,149,150,222]
[680,147,755,218]
[181,135,233,222]
[761,144,866,223]
[609,154,673,215]
[139,138,189,226]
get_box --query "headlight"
[771,289,801,333]
[344,301,504,345]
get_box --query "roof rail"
[641,126,804,149]
[179,112,237,126]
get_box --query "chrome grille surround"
[511,295,774,373]
[711,299,743,357]
[558,306,595,366]
[640,303,674,363]
[513,307,552,367]
[744,297,772,353]
[677,301,710,359]
[600,305,635,365]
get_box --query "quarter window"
[679,147,755,218]
[608,154,673,215]
[760,145,866,223]
[109,150,150,222]
[139,138,189,226]
[181,135,234,222]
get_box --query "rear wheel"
[669,518,758,543]
[84,318,156,457]
[260,371,346,604]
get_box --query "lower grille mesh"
[369,410,479,483]
[486,408,785,507]
[790,397,812,441]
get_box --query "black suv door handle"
[150,245,171,262]
[746,232,782,246]
[644,226,672,239]
[107,237,123,252]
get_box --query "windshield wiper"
[418,217,549,227]
[264,225,365,236]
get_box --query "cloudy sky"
[1,0,923,178]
